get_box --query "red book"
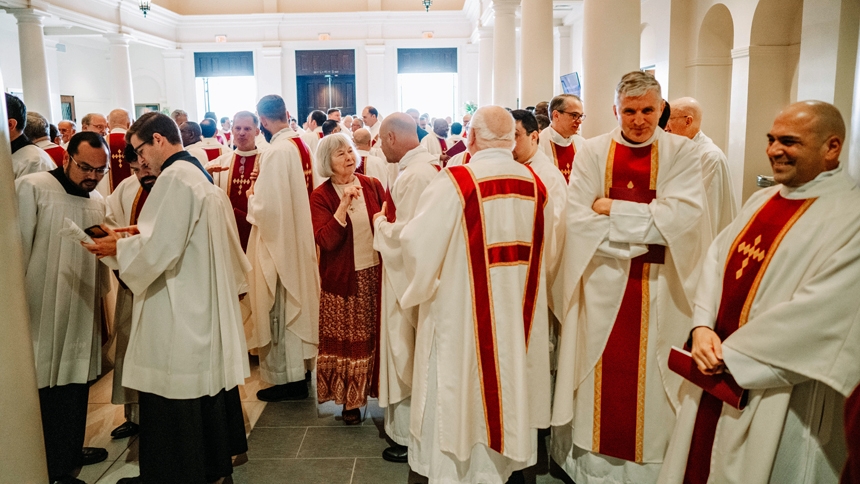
[446,140,467,157]
[668,346,748,410]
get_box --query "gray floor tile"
[297,426,391,458]
[245,427,308,459]
[232,457,355,484]
[351,457,413,484]
[254,399,345,427]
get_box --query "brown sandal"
[342,407,362,425]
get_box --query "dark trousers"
[38,383,89,480]
[139,387,245,484]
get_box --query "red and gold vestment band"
[447,165,547,454]
[550,142,575,183]
[288,137,314,198]
[130,186,149,226]
[108,132,132,192]
[592,140,663,463]
[227,152,257,251]
[683,192,815,484]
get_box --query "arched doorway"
[691,4,733,152]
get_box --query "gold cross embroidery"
[627,181,634,189]
[112,151,124,168]
[736,235,765,279]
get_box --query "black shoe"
[116,477,142,484]
[256,381,309,402]
[305,370,312,382]
[111,420,140,440]
[80,447,108,466]
[382,444,408,463]
[51,476,86,484]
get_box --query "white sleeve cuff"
[723,346,808,389]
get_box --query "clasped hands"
[81,225,139,259]
[691,326,726,375]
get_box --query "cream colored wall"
[153,0,466,14]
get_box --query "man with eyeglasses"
[665,97,738,236]
[5,93,56,179]
[538,93,586,183]
[551,71,706,484]
[82,112,249,484]
[16,131,111,484]
[81,113,108,137]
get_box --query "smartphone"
[84,225,109,239]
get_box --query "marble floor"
[74,359,571,483]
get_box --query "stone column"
[12,9,54,121]
[520,0,553,106]
[257,42,283,100]
[478,27,494,107]
[365,44,386,107]
[162,50,186,115]
[580,0,640,137]
[492,0,519,107]
[556,25,573,95]
[105,34,136,117]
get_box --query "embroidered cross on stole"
[447,165,547,455]
[288,137,314,199]
[550,142,576,183]
[683,192,815,484]
[109,133,131,192]
[228,153,257,251]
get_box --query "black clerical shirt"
[49,166,90,199]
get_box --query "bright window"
[195,76,257,121]
[397,72,457,121]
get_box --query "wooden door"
[295,75,356,123]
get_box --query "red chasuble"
[108,133,132,192]
[288,137,314,198]
[592,140,664,463]
[227,153,257,251]
[551,142,576,183]
[203,148,222,161]
[683,192,815,484]
[447,165,547,454]
[45,145,65,167]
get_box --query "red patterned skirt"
[317,266,381,410]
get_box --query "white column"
[725,48,750,206]
[580,0,640,137]
[105,34,135,117]
[850,21,860,184]
[257,43,283,99]
[282,46,298,114]
[478,27,494,107]
[162,50,186,114]
[460,43,480,116]
[12,9,54,122]
[492,0,519,107]
[520,0,553,107]
[557,25,573,94]
[43,38,62,123]
[366,44,386,107]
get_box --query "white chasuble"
[246,128,320,383]
[660,166,860,484]
[401,148,552,483]
[17,171,107,388]
[115,160,251,399]
[550,127,706,484]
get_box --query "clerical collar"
[615,126,659,147]
[233,148,258,156]
[160,150,213,183]
[10,134,33,154]
[48,166,91,198]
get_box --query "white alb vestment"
[537,126,584,167]
[114,158,251,399]
[419,133,448,160]
[550,127,706,483]
[186,137,227,166]
[300,127,323,155]
[356,149,392,189]
[659,166,860,484]
[401,148,552,483]
[104,175,146,406]
[13,143,56,179]
[16,171,107,388]
[692,130,737,236]
[247,128,320,384]
[372,145,441,445]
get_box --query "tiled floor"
[74,359,572,483]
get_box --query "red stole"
[318,132,324,139]
[45,146,65,167]
[224,132,231,142]
[288,137,314,198]
[356,156,366,175]
[551,142,576,183]
[108,133,132,192]
[203,147,221,161]
[592,140,662,463]
[446,165,547,454]
[683,192,815,484]
[227,153,257,251]
[463,153,472,165]
[438,136,448,152]
[130,186,149,225]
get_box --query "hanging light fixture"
[139,0,152,17]
[422,0,432,12]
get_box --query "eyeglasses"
[561,111,586,122]
[132,139,151,157]
[70,156,109,175]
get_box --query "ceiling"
[152,0,468,15]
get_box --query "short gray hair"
[615,71,662,105]
[316,133,356,178]
[549,94,582,116]
[24,112,49,140]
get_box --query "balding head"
[81,113,107,136]
[379,112,420,164]
[107,109,131,130]
[766,100,845,187]
[353,128,372,150]
[665,97,703,139]
[467,106,516,154]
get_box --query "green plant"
[464,101,477,115]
